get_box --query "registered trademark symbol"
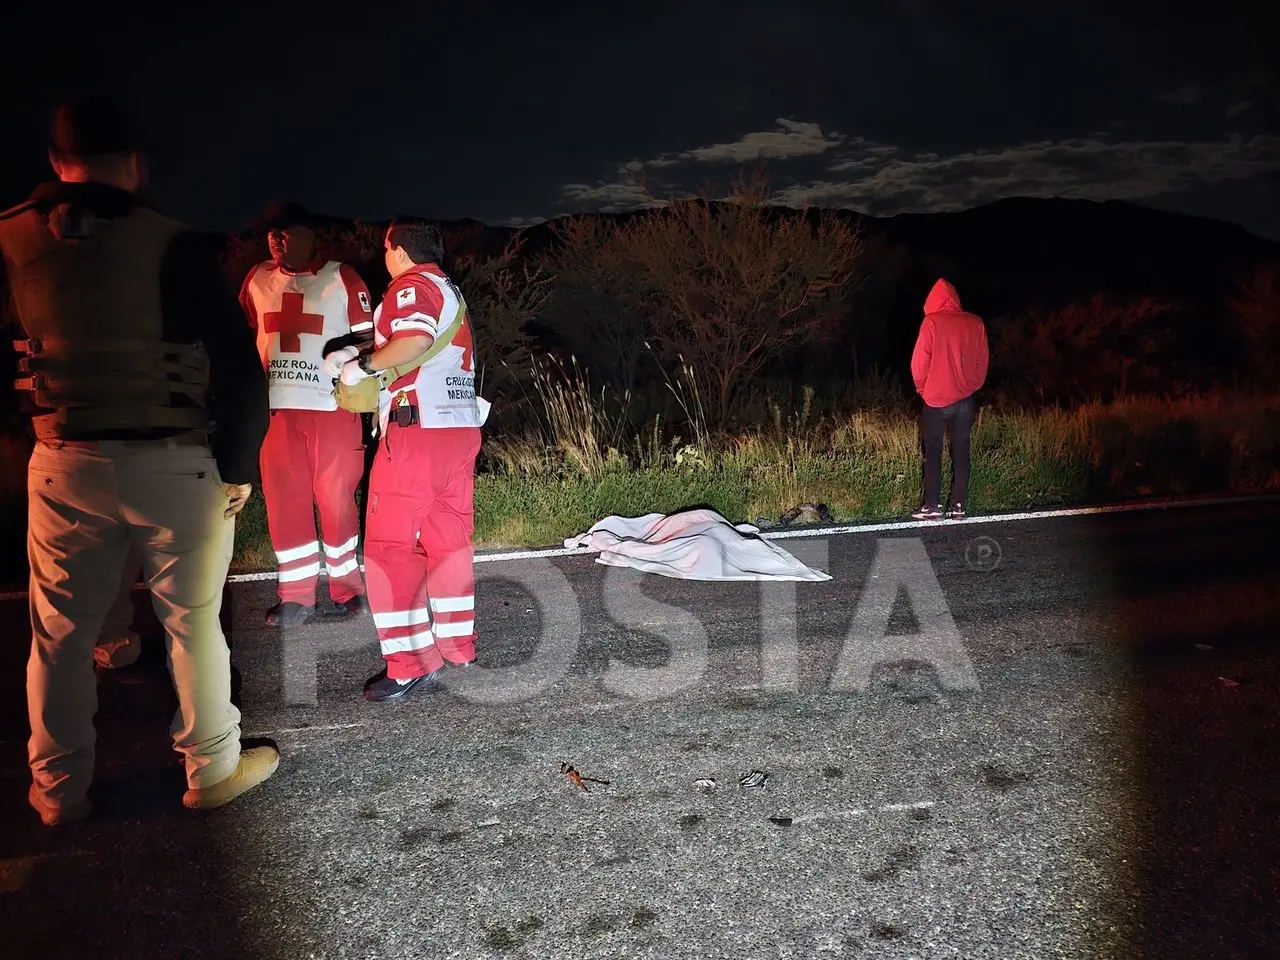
[965,536,1002,571]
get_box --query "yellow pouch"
[333,376,381,413]
[330,325,449,415]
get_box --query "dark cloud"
[790,135,1278,212]
[649,120,845,166]
[553,120,1280,238]
[3,2,1277,239]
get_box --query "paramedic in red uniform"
[240,202,373,625]
[323,217,488,702]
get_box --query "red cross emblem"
[263,291,324,353]
[451,315,475,373]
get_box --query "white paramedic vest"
[244,260,366,411]
[373,268,490,432]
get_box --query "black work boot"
[335,595,369,618]
[265,601,314,627]
[363,667,445,703]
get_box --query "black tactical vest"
[0,193,212,440]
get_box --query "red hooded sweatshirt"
[910,279,989,408]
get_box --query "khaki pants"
[26,434,242,813]
[95,546,143,669]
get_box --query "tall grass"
[1,375,1276,578]
[469,379,1280,551]
[486,354,633,477]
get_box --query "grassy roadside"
[226,390,1280,573]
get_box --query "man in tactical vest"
[0,94,281,825]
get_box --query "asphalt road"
[2,499,1279,960]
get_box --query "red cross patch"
[263,292,324,353]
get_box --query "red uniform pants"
[259,407,367,606]
[364,424,480,680]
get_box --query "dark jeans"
[920,394,976,508]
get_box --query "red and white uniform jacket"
[240,256,375,411]
[372,263,489,432]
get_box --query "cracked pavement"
[2,499,1279,959]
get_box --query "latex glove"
[323,345,359,378]
[340,358,373,386]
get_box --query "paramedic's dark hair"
[49,93,143,161]
[387,217,443,265]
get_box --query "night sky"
[4,2,1278,239]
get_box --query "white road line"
[226,491,1280,579]
[0,492,1274,599]
[244,721,373,737]
[879,800,938,812]
[757,492,1280,541]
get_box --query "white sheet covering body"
[564,509,832,582]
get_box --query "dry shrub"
[992,293,1181,405]
[537,215,653,401]
[316,222,386,273]
[616,171,866,427]
[539,169,867,429]
[448,234,552,406]
[1227,260,1280,385]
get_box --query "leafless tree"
[539,214,652,400]
[613,170,867,426]
[1227,260,1280,385]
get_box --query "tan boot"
[29,784,92,826]
[94,631,143,670]
[182,745,280,810]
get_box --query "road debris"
[779,503,833,526]
[739,770,769,789]
[694,778,717,791]
[1217,676,1240,689]
[560,762,610,792]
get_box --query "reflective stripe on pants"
[363,425,480,680]
[259,407,367,605]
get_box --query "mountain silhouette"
[217,195,1277,389]
[277,194,1277,310]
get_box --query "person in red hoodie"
[909,278,989,520]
